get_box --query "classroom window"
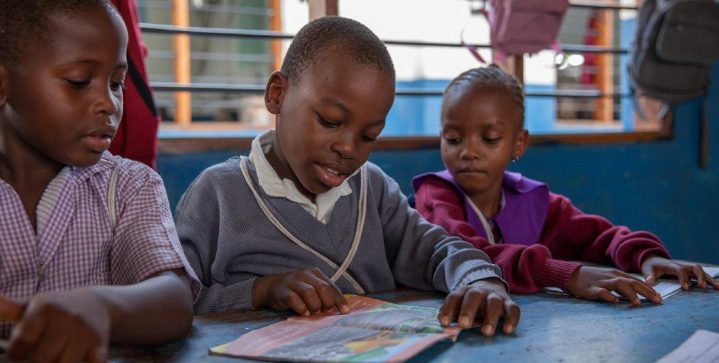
[137,0,668,143]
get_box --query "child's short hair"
[281,16,395,81]
[0,0,119,65]
[445,65,525,128]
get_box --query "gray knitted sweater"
[176,157,504,313]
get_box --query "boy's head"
[440,66,528,199]
[264,16,396,199]
[0,0,128,168]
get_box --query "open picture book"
[210,295,460,363]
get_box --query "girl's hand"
[438,278,520,336]
[567,266,662,306]
[0,290,111,363]
[252,268,349,316]
[641,256,719,290]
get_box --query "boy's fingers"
[280,291,310,316]
[438,291,463,327]
[57,340,88,363]
[289,281,323,314]
[87,345,108,363]
[457,289,484,329]
[7,315,46,359]
[502,300,520,335]
[303,275,339,313]
[31,321,70,363]
[479,294,504,336]
[0,296,23,322]
[334,292,349,314]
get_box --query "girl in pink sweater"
[413,66,717,305]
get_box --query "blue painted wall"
[158,62,719,264]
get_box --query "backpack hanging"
[469,0,569,61]
[627,0,719,168]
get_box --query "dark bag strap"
[127,56,158,117]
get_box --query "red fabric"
[415,177,671,293]
[109,0,159,169]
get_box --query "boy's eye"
[65,79,91,89]
[362,134,378,142]
[484,137,502,144]
[317,114,340,128]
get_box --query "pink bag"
[484,0,569,56]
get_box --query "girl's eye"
[484,137,502,144]
[110,80,126,92]
[444,136,461,144]
[66,79,91,89]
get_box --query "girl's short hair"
[445,65,525,128]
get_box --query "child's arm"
[1,270,193,361]
[416,178,664,304]
[371,166,517,335]
[415,177,582,294]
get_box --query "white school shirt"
[248,130,354,224]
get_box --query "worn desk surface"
[96,288,719,363]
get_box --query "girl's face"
[0,7,128,168]
[264,48,395,199]
[440,86,528,201]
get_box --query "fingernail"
[440,316,449,326]
[459,316,469,328]
[303,311,310,316]
[482,324,494,336]
[504,325,515,335]
[340,305,350,314]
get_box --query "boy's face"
[440,86,527,200]
[0,8,128,167]
[265,49,395,197]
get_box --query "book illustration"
[210,295,460,362]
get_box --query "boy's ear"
[513,129,529,159]
[0,65,7,107]
[264,71,288,115]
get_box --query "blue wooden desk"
[6,289,717,362]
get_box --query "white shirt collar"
[248,129,353,224]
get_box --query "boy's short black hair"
[281,16,395,81]
[0,0,120,66]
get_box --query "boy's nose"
[331,136,358,159]
[92,87,120,116]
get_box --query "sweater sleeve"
[540,192,671,274]
[370,165,506,293]
[175,169,256,314]
[414,177,581,293]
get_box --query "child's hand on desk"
[0,290,110,363]
[438,278,520,337]
[568,266,662,306]
[252,268,350,316]
[641,256,719,290]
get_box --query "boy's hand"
[567,266,662,306]
[0,290,111,363]
[438,278,520,336]
[641,256,719,290]
[252,268,350,316]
